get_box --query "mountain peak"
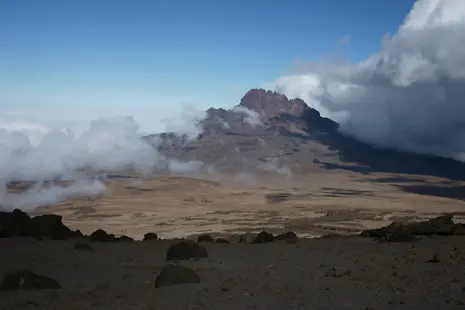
[238,89,309,120]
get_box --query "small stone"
[427,250,448,263]
[154,264,200,288]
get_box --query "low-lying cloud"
[0,179,106,212]
[0,110,207,211]
[232,106,263,127]
[160,104,207,141]
[273,0,465,162]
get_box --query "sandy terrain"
[28,171,465,240]
[2,171,465,309]
[1,235,464,309]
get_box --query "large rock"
[275,231,298,241]
[255,231,274,244]
[0,210,79,240]
[143,232,158,241]
[166,240,208,260]
[0,270,61,290]
[26,214,78,240]
[361,214,462,239]
[0,209,31,237]
[88,229,116,242]
[154,264,200,288]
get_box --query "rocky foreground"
[1,210,465,309]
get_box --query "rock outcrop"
[361,214,465,242]
[0,209,81,240]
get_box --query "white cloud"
[160,104,207,141]
[232,106,263,127]
[272,0,465,161]
[0,106,207,211]
[0,179,106,212]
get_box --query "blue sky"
[0,0,416,124]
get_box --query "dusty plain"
[30,171,465,239]
[2,170,465,309]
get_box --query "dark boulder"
[215,238,230,244]
[0,209,31,237]
[275,231,297,241]
[255,231,274,244]
[166,240,208,260]
[154,264,200,288]
[197,234,214,243]
[361,214,461,240]
[117,235,134,242]
[0,210,80,240]
[143,232,158,241]
[26,214,78,240]
[0,270,61,290]
[88,229,116,242]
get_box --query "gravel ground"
[1,235,464,310]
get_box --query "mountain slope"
[147,89,465,180]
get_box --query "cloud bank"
[0,108,207,211]
[273,0,465,162]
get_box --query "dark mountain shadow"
[395,184,465,201]
[279,128,465,181]
[360,176,454,185]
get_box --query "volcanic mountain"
[147,89,465,180]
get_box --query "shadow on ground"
[281,128,465,181]
[395,185,465,202]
